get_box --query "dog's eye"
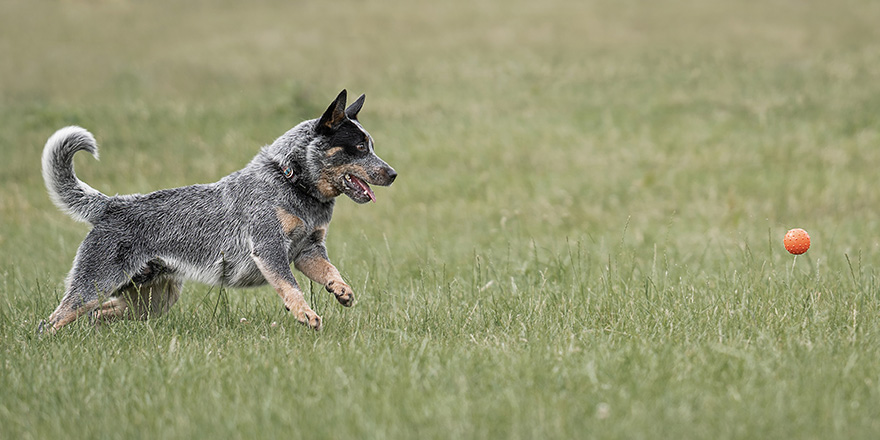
[356,143,367,152]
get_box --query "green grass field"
[3,0,880,438]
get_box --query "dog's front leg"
[295,244,354,307]
[251,247,322,331]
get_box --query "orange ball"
[784,228,810,255]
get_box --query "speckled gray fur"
[40,90,397,332]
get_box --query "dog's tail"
[42,126,109,224]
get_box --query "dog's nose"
[386,167,397,183]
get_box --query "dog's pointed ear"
[317,89,348,132]
[345,94,365,120]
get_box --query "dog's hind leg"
[94,297,129,321]
[42,231,133,333]
[124,277,182,319]
[94,277,182,322]
[45,291,102,332]
[45,280,119,332]
[93,259,181,322]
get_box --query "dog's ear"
[317,89,348,133]
[345,94,365,120]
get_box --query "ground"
[1,0,880,438]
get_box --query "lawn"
[2,0,880,438]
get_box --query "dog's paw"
[293,307,322,331]
[326,280,354,307]
[36,320,57,336]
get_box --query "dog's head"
[308,90,397,204]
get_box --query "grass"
[2,0,880,438]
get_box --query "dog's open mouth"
[343,173,376,203]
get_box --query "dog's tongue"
[351,175,376,203]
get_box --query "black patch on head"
[327,120,369,156]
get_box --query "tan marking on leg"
[47,297,101,331]
[252,256,322,330]
[295,254,354,307]
[93,297,130,322]
[275,207,304,236]
[295,254,339,285]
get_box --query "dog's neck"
[267,156,332,205]
[259,123,335,204]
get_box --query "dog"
[39,90,396,333]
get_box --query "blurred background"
[3,0,880,273]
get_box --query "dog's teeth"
[345,174,351,182]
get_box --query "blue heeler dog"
[40,90,396,333]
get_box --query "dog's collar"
[281,164,295,180]
[277,161,308,192]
